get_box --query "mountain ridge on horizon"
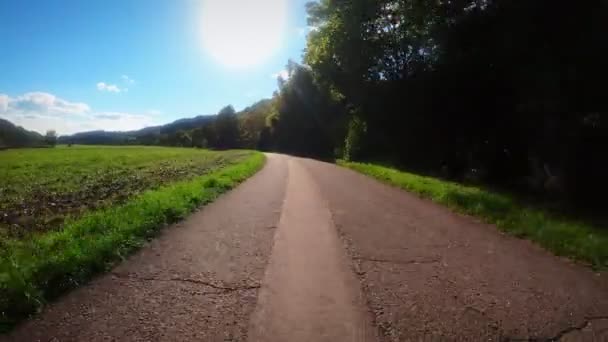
[1,98,273,147]
[56,114,219,145]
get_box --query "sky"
[0,0,311,135]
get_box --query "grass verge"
[1,146,250,235]
[0,152,265,331]
[338,160,608,269]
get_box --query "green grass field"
[0,146,265,330]
[339,161,608,269]
[0,145,255,236]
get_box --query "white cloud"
[270,69,289,80]
[0,92,159,135]
[5,92,90,115]
[0,94,8,112]
[94,113,124,120]
[121,75,135,85]
[97,76,135,93]
[296,26,316,36]
[97,82,122,93]
[90,112,158,131]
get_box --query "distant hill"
[5,100,275,148]
[0,118,44,148]
[57,115,216,145]
[57,130,134,145]
[158,115,216,135]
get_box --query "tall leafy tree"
[214,105,240,149]
[268,61,347,158]
[45,130,57,147]
[269,0,608,208]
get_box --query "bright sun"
[201,0,288,68]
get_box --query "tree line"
[130,101,272,150]
[0,119,56,148]
[251,0,608,210]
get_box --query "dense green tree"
[44,130,57,147]
[201,123,217,148]
[268,61,347,158]
[191,127,205,148]
[238,100,273,149]
[174,130,192,147]
[135,133,159,146]
[158,133,169,146]
[214,105,240,149]
[263,0,608,209]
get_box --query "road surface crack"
[501,316,608,341]
[353,256,441,265]
[546,316,608,342]
[112,273,261,292]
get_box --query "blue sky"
[0,0,310,135]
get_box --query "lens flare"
[201,0,288,68]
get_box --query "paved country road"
[4,154,608,341]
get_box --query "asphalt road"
[5,154,608,341]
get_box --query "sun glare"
[201,0,288,68]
